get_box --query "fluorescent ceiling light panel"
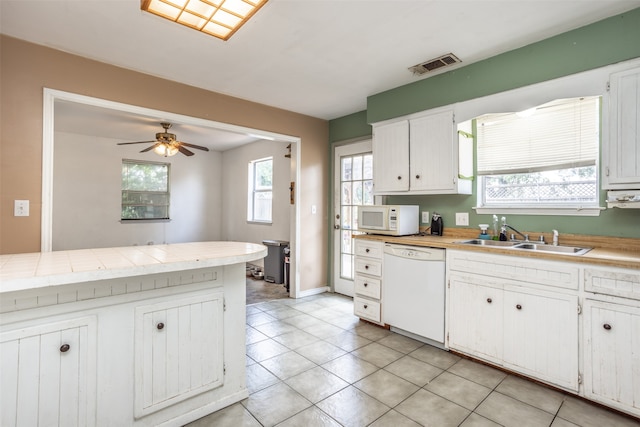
[141,0,268,41]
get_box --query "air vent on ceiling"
[408,53,461,75]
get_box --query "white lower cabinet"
[448,275,503,363]
[584,299,640,417]
[353,239,384,325]
[135,292,224,418]
[447,251,580,392]
[0,317,97,427]
[502,286,579,391]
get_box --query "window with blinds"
[476,96,600,209]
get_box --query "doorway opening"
[41,88,301,298]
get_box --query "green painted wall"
[328,7,640,239]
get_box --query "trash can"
[262,240,289,284]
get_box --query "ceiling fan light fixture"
[141,0,268,41]
[154,143,179,157]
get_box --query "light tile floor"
[187,293,640,427]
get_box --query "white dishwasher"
[383,243,446,347]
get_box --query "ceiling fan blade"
[117,140,157,145]
[178,141,210,151]
[178,146,195,156]
[140,143,161,153]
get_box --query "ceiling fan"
[117,122,210,157]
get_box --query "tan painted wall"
[0,35,329,292]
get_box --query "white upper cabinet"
[603,66,640,189]
[372,109,472,195]
[372,120,410,192]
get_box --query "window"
[121,160,170,220]
[339,152,373,280]
[248,157,273,222]
[476,96,600,213]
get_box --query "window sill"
[473,206,605,217]
[120,218,171,223]
[247,220,272,225]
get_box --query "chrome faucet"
[506,224,529,242]
[552,229,559,246]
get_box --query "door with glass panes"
[333,140,374,296]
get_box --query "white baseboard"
[296,286,329,299]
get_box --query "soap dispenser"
[478,224,490,240]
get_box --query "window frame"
[474,97,604,217]
[121,159,171,221]
[247,156,273,224]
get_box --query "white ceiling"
[2,0,639,150]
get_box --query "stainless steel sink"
[512,242,592,255]
[455,239,520,247]
[456,239,592,255]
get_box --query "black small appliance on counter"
[430,213,443,236]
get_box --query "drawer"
[354,258,382,277]
[354,274,381,299]
[354,240,384,260]
[585,267,640,301]
[354,297,381,323]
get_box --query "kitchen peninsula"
[0,241,267,427]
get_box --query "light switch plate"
[14,200,29,217]
[455,212,469,226]
[421,211,430,223]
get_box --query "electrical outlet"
[14,200,29,217]
[455,212,469,226]
[421,211,430,223]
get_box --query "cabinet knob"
[365,265,369,270]
[60,344,70,353]
[365,248,370,253]
[516,304,522,310]
[364,304,368,309]
[603,323,612,330]
[397,176,402,180]
[364,283,368,287]
[486,298,492,303]
[157,322,165,330]
[415,174,420,179]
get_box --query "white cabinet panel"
[584,299,640,417]
[354,297,381,323]
[603,66,640,189]
[503,287,579,391]
[410,111,456,192]
[372,120,410,192]
[448,275,503,363]
[134,292,224,417]
[0,317,97,427]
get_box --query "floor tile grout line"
[247,295,606,427]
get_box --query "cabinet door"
[410,110,456,192]
[604,66,640,188]
[372,120,409,193]
[503,287,579,391]
[448,275,503,363]
[584,300,640,417]
[0,317,97,427]
[134,292,224,417]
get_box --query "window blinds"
[476,97,599,175]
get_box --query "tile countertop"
[0,241,268,294]
[356,231,640,270]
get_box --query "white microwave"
[357,205,419,236]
